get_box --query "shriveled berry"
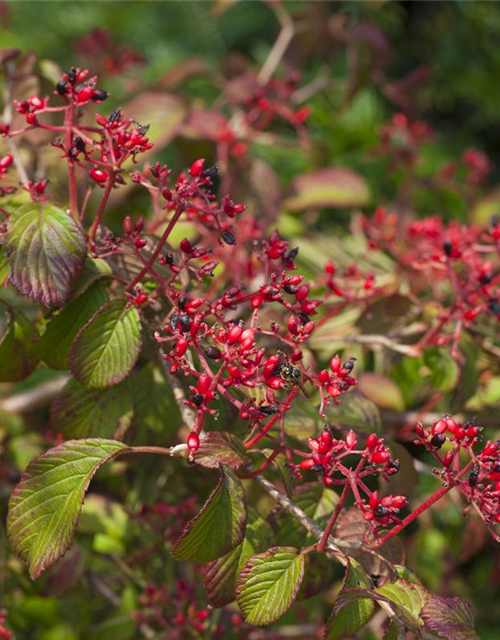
[205,346,222,360]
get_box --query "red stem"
[126,204,184,292]
[371,459,474,548]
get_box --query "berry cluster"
[415,415,500,538]
[361,207,500,354]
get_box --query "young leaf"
[69,299,142,389]
[323,558,375,640]
[205,507,273,607]
[421,596,480,640]
[236,546,305,626]
[50,377,133,439]
[194,431,250,471]
[172,465,246,562]
[7,439,129,579]
[7,202,86,307]
[34,282,108,370]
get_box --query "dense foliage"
[2,2,500,639]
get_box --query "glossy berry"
[90,168,108,183]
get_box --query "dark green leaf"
[172,465,247,562]
[69,299,142,389]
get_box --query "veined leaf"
[172,465,246,562]
[34,282,108,370]
[236,546,305,626]
[7,439,129,579]
[195,431,250,471]
[50,377,133,439]
[324,558,375,640]
[69,299,142,389]
[7,202,86,307]
[375,579,430,629]
[421,596,479,640]
[205,507,272,607]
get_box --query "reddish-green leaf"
[50,377,133,439]
[69,299,142,389]
[194,431,250,471]
[172,465,246,562]
[7,202,86,307]
[284,168,371,211]
[205,507,272,607]
[421,596,479,640]
[358,373,405,411]
[375,579,430,629]
[34,282,108,370]
[236,546,305,626]
[7,439,129,579]
[324,558,375,640]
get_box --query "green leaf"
[172,465,247,562]
[131,367,179,436]
[423,347,459,394]
[284,168,371,211]
[7,439,129,579]
[375,579,430,629]
[421,596,479,640]
[68,256,113,301]
[195,431,250,471]
[328,392,381,433]
[323,558,375,640]
[236,547,305,626]
[205,507,273,607]
[50,377,133,439]
[69,299,142,389]
[34,282,108,370]
[0,301,38,382]
[7,202,86,307]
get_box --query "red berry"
[187,431,200,452]
[90,167,108,183]
[366,433,379,449]
[227,325,243,344]
[180,238,192,253]
[296,284,310,302]
[175,338,189,356]
[251,294,263,309]
[76,86,94,103]
[372,449,390,464]
[0,154,13,169]
[123,216,132,234]
[189,158,205,176]
[443,450,454,468]
[330,355,341,373]
[445,416,457,434]
[28,95,44,110]
[299,458,316,470]
[432,419,447,435]
[345,430,357,449]
[197,373,212,395]
[318,369,330,383]
[135,237,147,249]
[26,112,37,124]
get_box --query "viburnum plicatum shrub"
[2,61,499,640]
